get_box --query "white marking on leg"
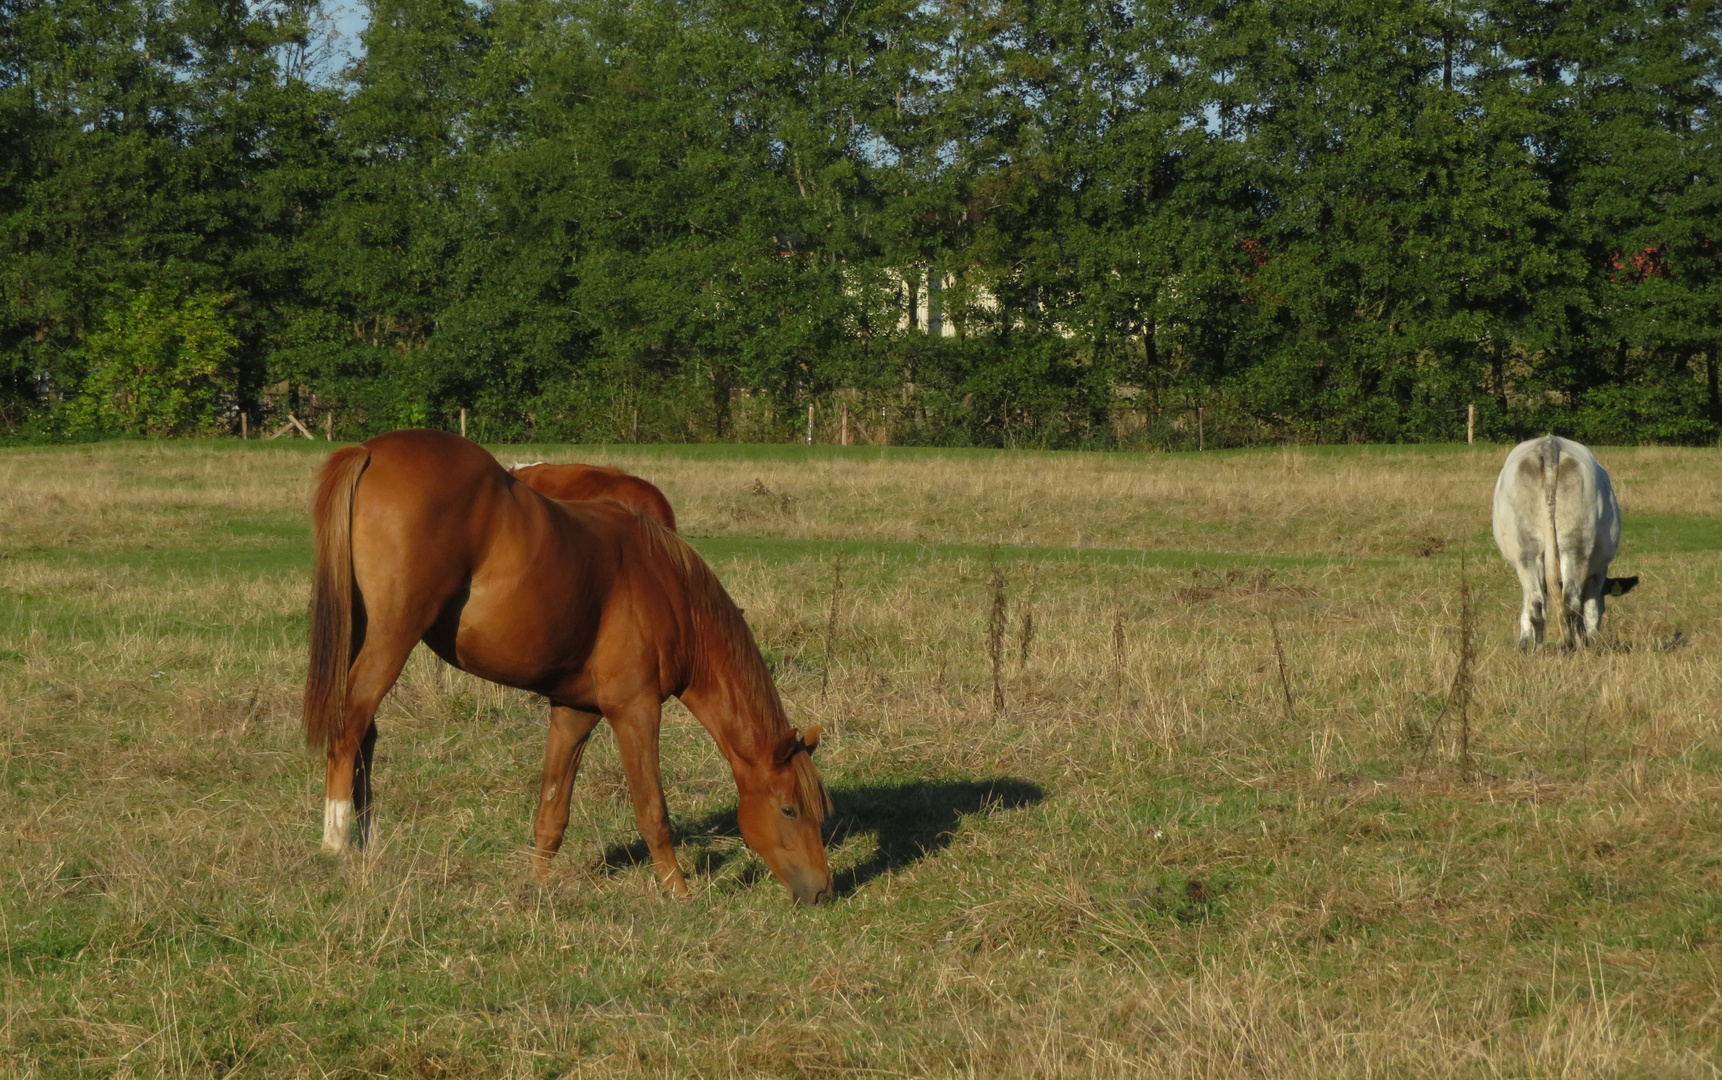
[323,799,354,853]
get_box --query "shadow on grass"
[1593,627,1686,655]
[599,778,1044,898]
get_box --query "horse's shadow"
[599,778,1044,898]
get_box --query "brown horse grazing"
[508,462,677,532]
[504,462,679,835]
[303,429,833,903]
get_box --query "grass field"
[0,438,1720,1078]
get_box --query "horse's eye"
[780,805,798,819]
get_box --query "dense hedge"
[3,0,1720,447]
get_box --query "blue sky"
[307,1,369,82]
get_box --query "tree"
[64,277,238,436]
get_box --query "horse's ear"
[773,726,822,766]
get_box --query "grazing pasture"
[0,440,1719,1078]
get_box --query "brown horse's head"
[736,726,833,904]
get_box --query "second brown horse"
[304,430,833,903]
[509,462,677,531]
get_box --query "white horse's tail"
[1540,437,1569,647]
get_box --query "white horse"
[1492,435,1637,648]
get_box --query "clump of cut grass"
[749,477,796,514]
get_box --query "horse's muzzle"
[787,868,835,905]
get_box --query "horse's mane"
[633,517,831,822]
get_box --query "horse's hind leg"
[354,719,379,847]
[1514,560,1544,650]
[532,705,602,879]
[324,627,419,854]
[1581,573,1606,643]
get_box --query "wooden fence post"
[1467,403,1475,445]
[460,408,467,439]
[240,413,247,440]
[841,402,849,446]
[325,412,333,441]
[806,403,814,445]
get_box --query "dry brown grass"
[0,439,1718,1078]
[501,441,1719,559]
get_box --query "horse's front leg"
[532,705,602,879]
[607,698,691,898]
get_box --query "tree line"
[3,0,1720,447]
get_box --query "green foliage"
[64,280,239,437]
[3,0,1722,443]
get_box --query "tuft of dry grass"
[0,439,1718,1077]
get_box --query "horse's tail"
[304,445,371,752]
[1540,436,1568,647]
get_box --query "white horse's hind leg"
[1515,562,1543,649]
[323,798,355,853]
[1558,552,1589,647]
[1582,574,1605,641]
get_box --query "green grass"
[688,534,1358,572]
[1618,512,1722,554]
[0,439,1719,1077]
